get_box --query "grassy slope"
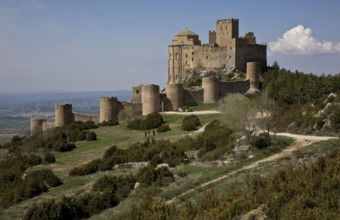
[0,111,338,219]
[0,113,220,219]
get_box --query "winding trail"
[166,133,337,204]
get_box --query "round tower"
[246,62,260,90]
[100,97,120,123]
[168,45,182,83]
[30,119,46,136]
[55,104,73,127]
[202,77,219,103]
[142,84,160,115]
[165,83,184,111]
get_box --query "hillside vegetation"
[0,67,339,219]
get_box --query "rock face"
[241,204,268,220]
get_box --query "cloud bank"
[269,25,340,55]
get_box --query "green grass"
[1,110,338,220]
[190,103,219,111]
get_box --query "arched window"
[176,53,179,60]
[170,53,172,59]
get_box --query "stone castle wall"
[74,113,99,124]
[184,89,204,106]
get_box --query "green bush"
[0,166,61,209]
[24,154,42,167]
[76,131,86,141]
[23,175,135,220]
[86,131,97,141]
[181,115,201,131]
[128,113,164,130]
[44,153,56,163]
[252,135,270,149]
[157,124,171,133]
[55,143,76,152]
[330,106,340,130]
[69,159,102,176]
[137,165,174,186]
[99,119,119,127]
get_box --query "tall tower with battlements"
[216,18,239,47]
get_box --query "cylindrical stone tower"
[142,84,160,115]
[55,104,73,127]
[31,119,46,136]
[246,62,260,90]
[100,97,119,123]
[168,45,182,83]
[165,83,184,111]
[202,77,219,103]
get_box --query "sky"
[0,0,339,93]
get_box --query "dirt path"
[161,110,221,115]
[166,133,337,204]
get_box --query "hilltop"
[0,67,339,219]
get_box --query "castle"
[30,18,267,135]
[168,18,266,83]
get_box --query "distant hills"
[0,90,131,116]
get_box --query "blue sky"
[0,0,339,93]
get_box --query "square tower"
[216,19,239,47]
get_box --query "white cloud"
[269,25,340,55]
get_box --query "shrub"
[44,153,56,163]
[23,175,135,220]
[181,115,201,131]
[157,124,171,133]
[69,159,102,176]
[128,113,164,130]
[76,131,86,141]
[330,106,340,130]
[99,119,119,127]
[127,118,143,130]
[55,143,76,152]
[24,154,42,167]
[137,165,174,186]
[252,135,270,149]
[86,131,97,141]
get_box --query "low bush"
[23,175,135,220]
[252,135,270,149]
[55,143,76,152]
[76,131,86,141]
[86,131,97,141]
[128,113,164,130]
[24,154,42,167]
[44,153,56,163]
[181,115,201,131]
[0,165,61,209]
[69,159,102,176]
[157,124,171,133]
[99,119,119,127]
[137,165,174,187]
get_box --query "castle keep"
[168,19,266,83]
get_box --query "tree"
[255,90,275,146]
[272,60,280,69]
[219,94,258,145]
